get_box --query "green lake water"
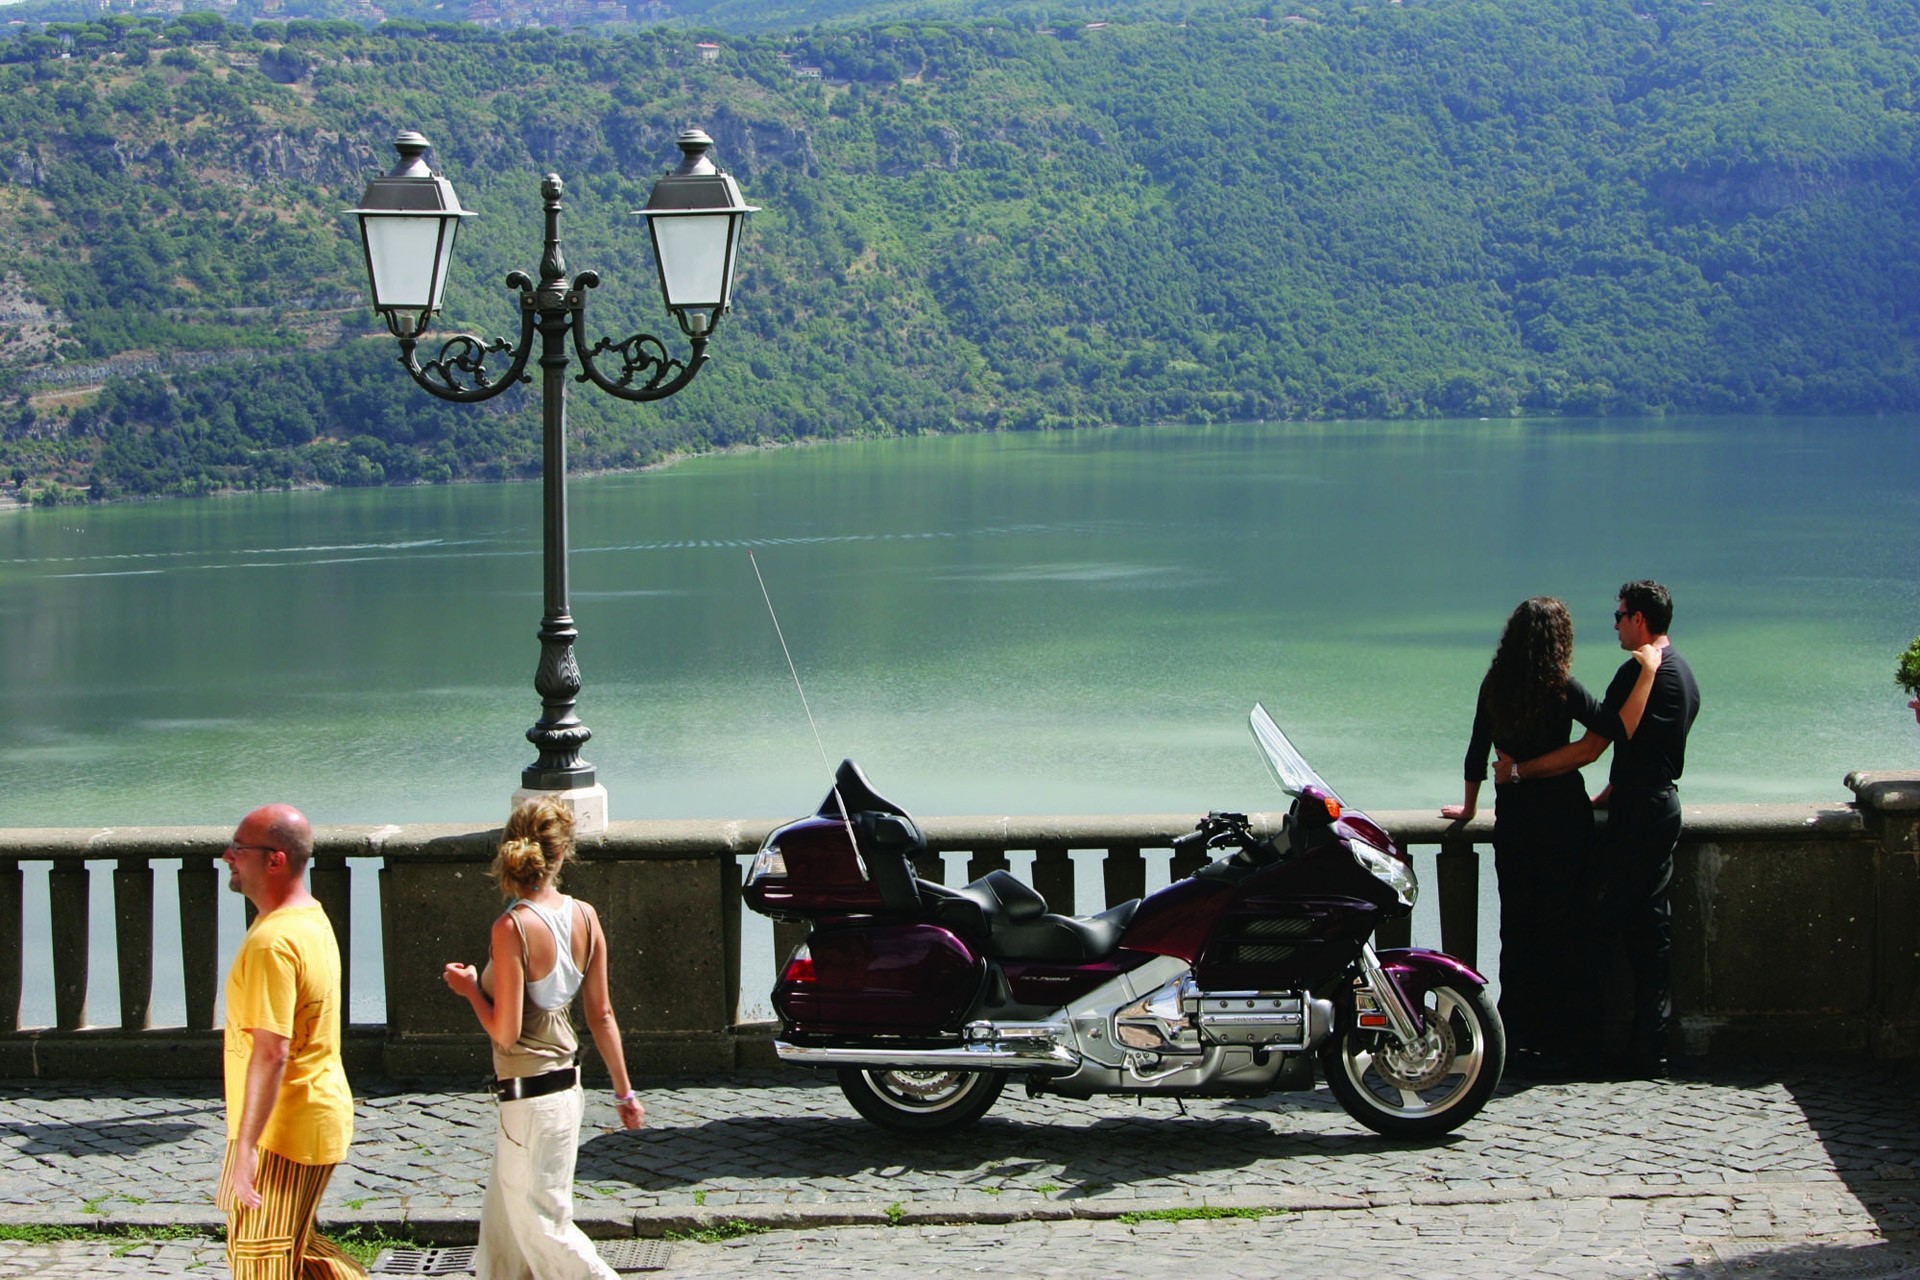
[4,415,1917,1023]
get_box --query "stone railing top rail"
[0,800,1874,862]
[1847,770,1920,812]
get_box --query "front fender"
[1376,947,1489,1008]
[1334,947,1489,1042]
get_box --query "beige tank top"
[487,897,594,1080]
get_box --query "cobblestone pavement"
[3,1059,1917,1277]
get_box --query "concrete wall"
[372,823,761,1077]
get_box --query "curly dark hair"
[1482,597,1574,739]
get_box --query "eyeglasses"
[1613,609,1632,624]
[225,841,278,856]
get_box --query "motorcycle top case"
[777,921,987,1037]
[744,813,900,916]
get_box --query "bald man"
[217,804,365,1279]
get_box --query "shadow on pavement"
[1,1118,203,1155]
[1776,1058,1920,1251]
[575,1110,1398,1189]
[1655,1238,1920,1278]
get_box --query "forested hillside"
[0,0,1915,503]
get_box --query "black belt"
[489,1065,578,1101]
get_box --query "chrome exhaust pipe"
[775,1036,1079,1074]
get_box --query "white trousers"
[476,1086,617,1280]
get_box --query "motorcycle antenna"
[748,550,860,851]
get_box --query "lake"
[4,415,1917,1024]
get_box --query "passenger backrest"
[857,810,924,912]
[823,760,926,913]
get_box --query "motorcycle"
[742,704,1503,1137]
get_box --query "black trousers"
[1596,786,1682,1062]
[1491,773,1594,1056]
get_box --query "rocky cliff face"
[702,110,820,181]
[1650,161,1887,217]
[4,131,370,191]
[240,130,371,188]
[0,277,66,366]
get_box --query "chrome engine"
[1041,962,1335,1095]
[775,959,1335,1097]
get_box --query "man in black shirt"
[1501,580,1701,1078]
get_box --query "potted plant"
[1899,636,1920,725]
[1900,637,1920,695]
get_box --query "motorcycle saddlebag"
[776,922,986,1036]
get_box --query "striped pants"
[217,1142,367,1279]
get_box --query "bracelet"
[612,1090,638,1104]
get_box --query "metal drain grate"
[370,1240,672,1275]
[599,1239,675,1272]
[370,1246,476,1275]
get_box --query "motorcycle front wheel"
[1322,979,1504,1139]
[837,1067,1007,1134]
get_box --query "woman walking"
[1442,597,1659,1072]
[443,798,644,1279]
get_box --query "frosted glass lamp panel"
[364,215,459,312]
[652,213,735,310]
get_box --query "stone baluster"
[911,846,944,882]
[309,854,351,1019]
[1103,844,1146,909]
[377,863,399,1043]
[722,852,743,1025]
[966,845,1008,882]
[113,857,155,1030]
[771,916,808,994]
[1374,907,1412,950]
[1168,839,1208,883]
[1031,844,1074,914]
[49,861,90,1029]
[0,859,19,1033]
[1430,835,1477,963]
[178,854,221,1030]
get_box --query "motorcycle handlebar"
[1180,811,1254,850]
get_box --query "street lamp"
[349,129,756,831]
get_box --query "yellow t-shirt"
[222,901,354,1165]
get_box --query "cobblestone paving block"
[2,1060,1918,1277]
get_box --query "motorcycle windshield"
[1250,702,1343,806]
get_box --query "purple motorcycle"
[743,704,1504,1137]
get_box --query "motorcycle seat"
[983,898,1141,964]
[960,869,1048,923]
[916,869,1044,940]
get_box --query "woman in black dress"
[1443,597,1658,1067]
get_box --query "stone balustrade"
[0,772,1914,1078]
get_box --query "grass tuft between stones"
[0,1222,427,1268]
[0,1224,201,1246]
[1116,1206,1282,1225]
[666,1218,767,1244]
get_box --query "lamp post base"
[510,782,609,836]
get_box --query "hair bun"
[489,796,574,896]
[498,836,548,881]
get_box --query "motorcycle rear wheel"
[1322,979,1504,1139]
[837,1067,1007,1134]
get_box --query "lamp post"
[349,129,755,832]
